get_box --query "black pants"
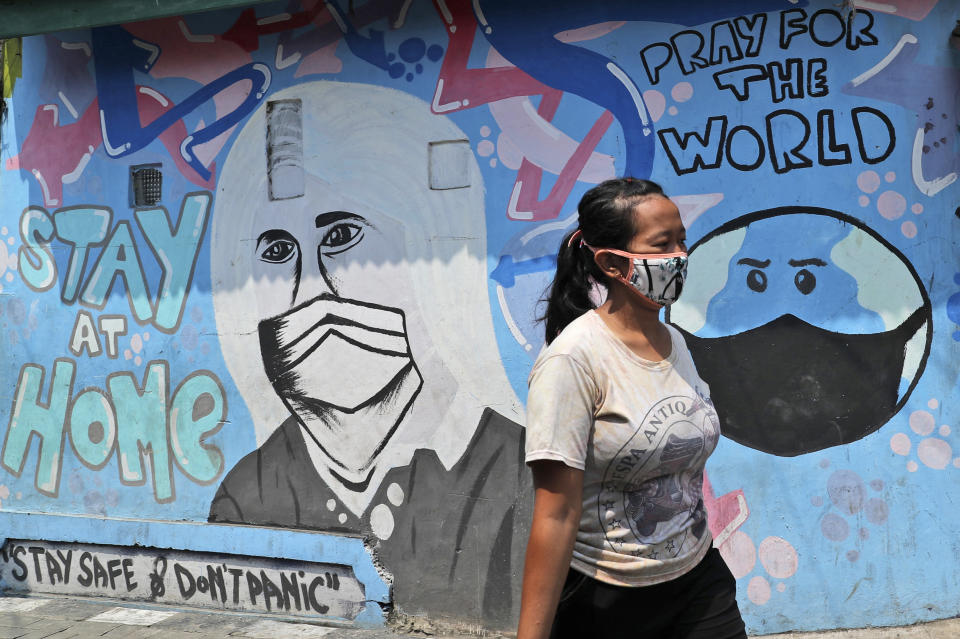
[550,548,747,639]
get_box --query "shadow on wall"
[207,80,531,629]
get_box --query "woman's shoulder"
[536,311,606,366]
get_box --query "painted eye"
[260,239,297,263]
[746,269,767,292]
[320,223,363,255]
[795,269,816,295]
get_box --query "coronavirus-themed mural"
[0,0,957,634]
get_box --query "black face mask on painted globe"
[675,307,927,457]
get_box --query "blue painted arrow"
[491,254,558,288]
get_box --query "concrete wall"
[0,0,958,633]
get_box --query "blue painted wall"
[1,0,958,633]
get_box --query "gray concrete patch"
[30,599,117,621]
[150,611,251,635]
[0,595,956,639]
[759,617,960,639]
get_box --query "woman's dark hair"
[541,177,665,344]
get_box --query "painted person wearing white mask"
[518,178,745,639]
[209,81,530,628]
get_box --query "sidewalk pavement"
[0,595,957,638]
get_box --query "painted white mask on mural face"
[258,294,423,481]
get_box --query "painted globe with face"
[666,208,931,457]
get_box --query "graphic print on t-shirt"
[599,394,719,558]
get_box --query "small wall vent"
[130,164,163,207]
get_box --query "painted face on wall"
[211,81,519,508]
[250,176,422,484]
[667,209,931,456]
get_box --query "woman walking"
[518,178,746,639]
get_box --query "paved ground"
[0,595,957,638]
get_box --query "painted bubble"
[907,460,919,472]
[884,171,896,182]
[643,89,666,122]
[877,190,907,220]
[667,105,678,116]
[398,38,426,63]
[477,139,495,157]
[869,479,884,492]
[901,221,917,238]
[0,485,8,500]
[865,498,889,525]
[928,398,939,409]
[130,334,143,354]
[846,550,860,562]
[758,537,798,579]
[954,458,960,468]
[8,298,26,325]
[819,458,830,469]
[827,470,865,515]
[910,410,935,436]
[84,491,107,516]
[747,576,771,605]
[917,437,952,469]
[821,513,849,542]
[718,530,756,579]
[940,425,951,436]
[890,432,911,455]
[181,324,199,351]
[671,82,694,102]
[387,482,404,506]
[777,583,786,593]
[427,44,444,62]
[858,195,869,207]
[856,170,881,193]
[480,125,491,137]
[370,503,395,540]
[912,203,924,215]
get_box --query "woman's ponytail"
[540,177,666,344]
[543,232,601,344]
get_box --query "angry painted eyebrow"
[314,210,368,228]
[788,258,827,267]
[737,258,771,268]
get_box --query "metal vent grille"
[131,165,162,207]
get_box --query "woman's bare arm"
[517,460,584,639]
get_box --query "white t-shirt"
[525,310,720,587]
